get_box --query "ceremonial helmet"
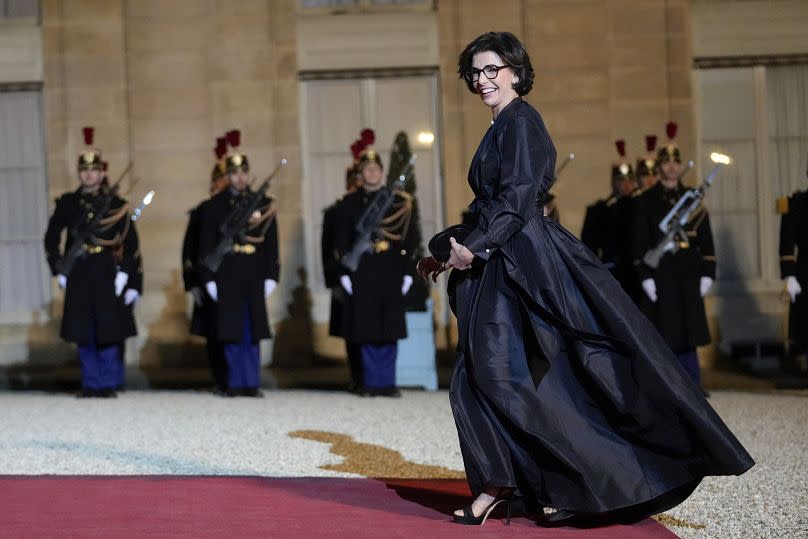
[356,128,382,169]
[212,136,228,182]
[636,135,659,177]
[657,122,681,164]
[611,139,634,181]
[77,126,103,171]
[224,129,249,173]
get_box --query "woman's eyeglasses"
[465,64,512,83]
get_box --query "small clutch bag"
[427,224,474,262]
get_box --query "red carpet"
[0,476,678,538]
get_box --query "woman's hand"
[447,237,474,270]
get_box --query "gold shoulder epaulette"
[776,196,789,215]
[605,195,617,207]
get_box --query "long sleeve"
[632,195,653,282]
[780,197,797,278]
[263,213,280,282]
[333,199,354,277]
[181,208,200,291]
[695,208,716,279]
[463,112,553,261]
[44,197,67,276]
[321,204,339,287]
[198,198,220,284]
[123,221,143,293]
[580,204,602,258]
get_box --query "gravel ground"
[0,389,804,538]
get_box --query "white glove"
[340,275,353,296]
[642,278,658,303]
[786,276,802,303]
[190,287,203,306]
[402,275,413,295]
[123,289,140,306]
[205,281,218,302]
[700,276,714,297]
[264,279,278,298]
[57,274,67,289]
[114,271,129,297]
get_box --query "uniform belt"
[232,243,256,254]
[373,240,390,253]
[83,244,104,254]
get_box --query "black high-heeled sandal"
[452,496,512,526]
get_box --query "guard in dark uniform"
[580,140,637,295]
[182,136,230,393]
[44,127,142,397]
[636,135,659,191]
[322,156,364,393]
[778,164,808,362]
[632,122,716,387]
[199,130,279,397]
[333,144,417,397]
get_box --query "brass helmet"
[224,129,249,173]
[356,128,382,169]
[657,122,681,164]
[212,136,227,182]
[611,139,634,181]
[77,126,103,171]
[636,135,659,177]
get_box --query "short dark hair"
[457,32,534,96]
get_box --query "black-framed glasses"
[465,64,511,83]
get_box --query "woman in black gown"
[423,32,754,527]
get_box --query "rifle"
[554,153,575,181]
[130,190,155,222]
[54,164,133,276]
[341,155,417,273]
[642,160,724,269]
[201,159,287,273]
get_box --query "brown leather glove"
[417,256,447,283]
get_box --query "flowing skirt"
[448,216,753,518]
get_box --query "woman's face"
[471,50,519,111]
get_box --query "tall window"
[697,63,808,287]
[0,0,39,20]
[768,65,808,198]
[0,89,50,314]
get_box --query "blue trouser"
[675,348,701,385]
[78,323,122,391]
[360,342,397,389]
[207,340,227,390]
[223,303,260,389]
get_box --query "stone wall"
[41,0,303,370]
[438,0,695,234]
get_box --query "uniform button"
[400,250,407,255]
[485,248,490,253]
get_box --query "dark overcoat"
[198,188,279,343]
[44,188,141,345]
[632,182,716,350]
[780,190,808,348]
[333,188,416,343]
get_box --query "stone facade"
[41,0,303,370]
[34,0,702,372]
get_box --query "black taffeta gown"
[448,97,754,519]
